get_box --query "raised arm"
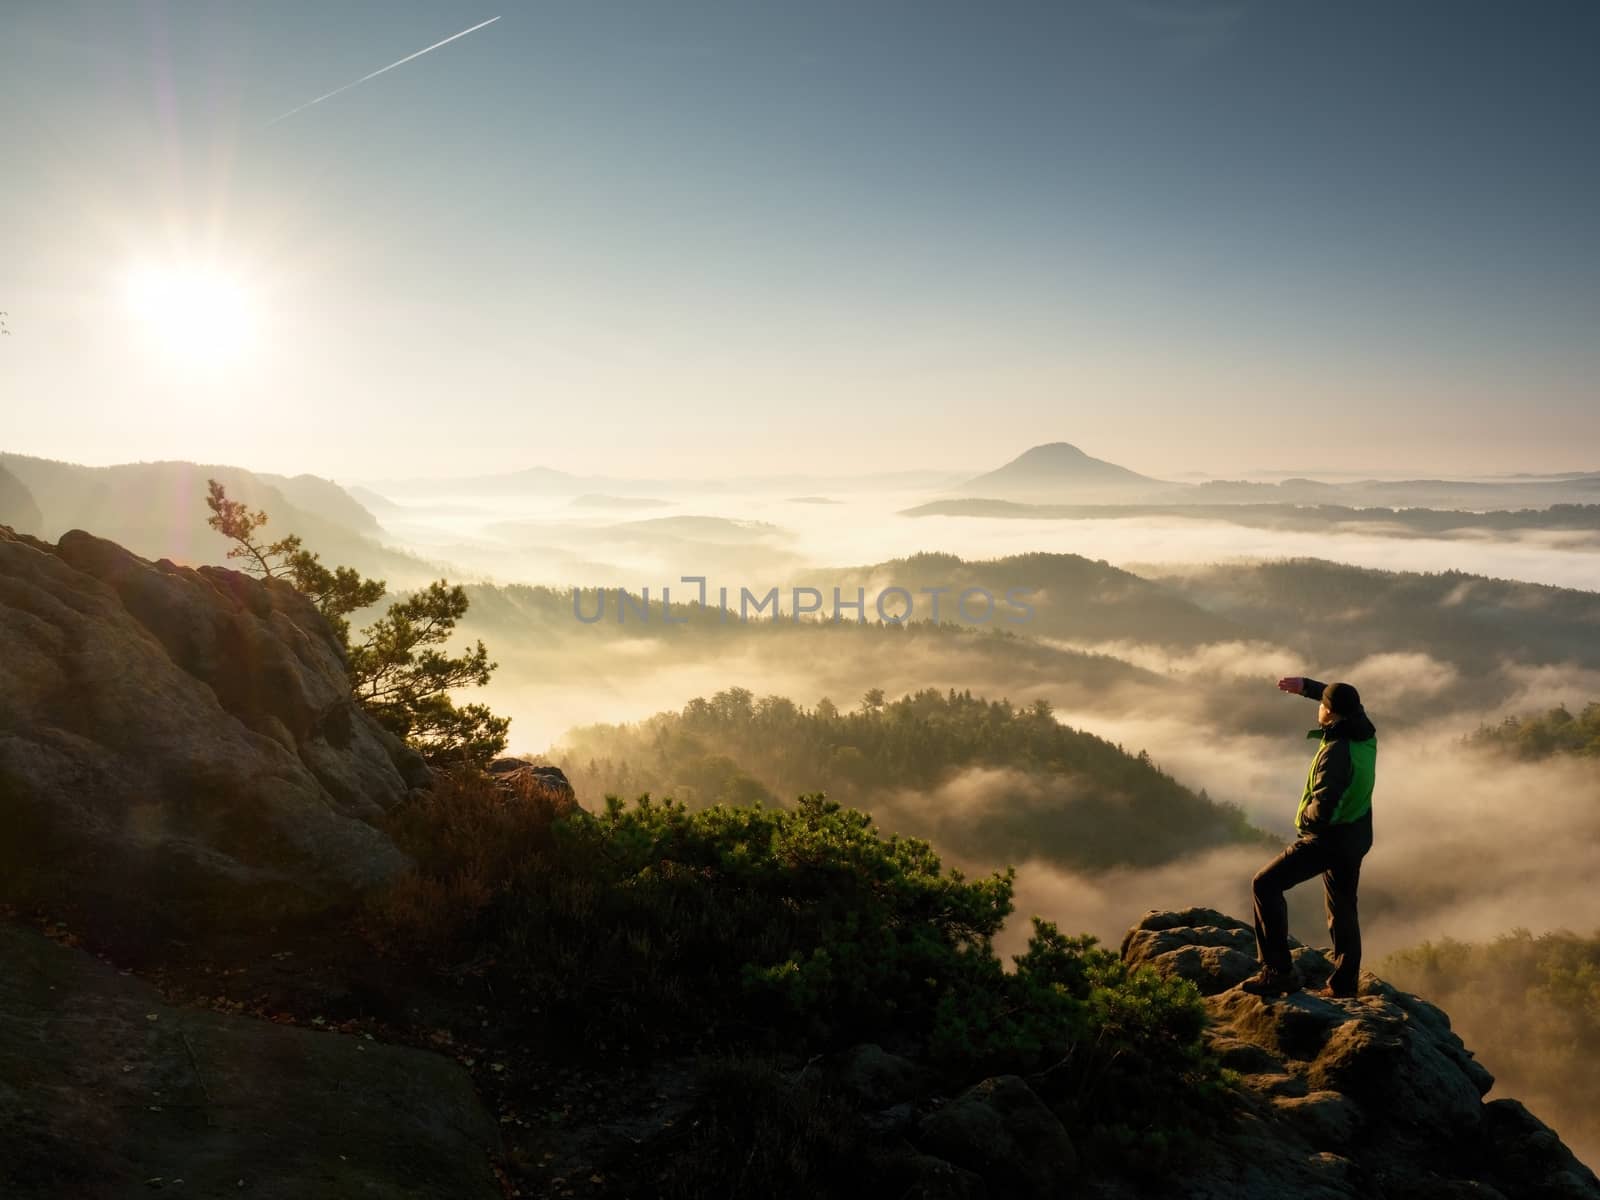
[1277,677,1328,702]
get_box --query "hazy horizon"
[4,442,1597,490]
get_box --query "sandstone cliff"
[0,525,428,939]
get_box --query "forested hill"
[553,686,1266,871]
[1469,702,1600,759]
[1150,558,1600,674]
[801,550,1243,646]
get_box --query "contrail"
[267,15,501,126]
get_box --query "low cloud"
[984,720,1600,971]
[1342,651,1461,702]
[1042,637,1300,683]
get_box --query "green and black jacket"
[1296,679,1377,835]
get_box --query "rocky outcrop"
[0,526,428,940]
[487,756,577,809]
[0,923,501,1199]
[1122,908,1600,1200]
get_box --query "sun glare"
[123,262,257,364]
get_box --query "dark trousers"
[1251,815,1373,989]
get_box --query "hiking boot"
[1311,982,1359,1000]
[1238,967,1300,997]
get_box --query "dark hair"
[1323,681,1362,717]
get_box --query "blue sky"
[2,1,1596,479]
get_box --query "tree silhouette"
[205,479,508,767]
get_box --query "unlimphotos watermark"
[572,576,1037,625]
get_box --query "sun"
[123,262,257,364]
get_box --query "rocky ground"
[1117,908,1600,1200]
[0,922,501,1199]
[11,902,1596,1198]
[4,526,1598,1197]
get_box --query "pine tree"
[206,479,508,768]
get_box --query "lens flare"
[123,263,256,364]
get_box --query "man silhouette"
[1239,677,1376,999]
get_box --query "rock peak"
[1122,908,1600,1199]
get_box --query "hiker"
[1239,677,1376,999]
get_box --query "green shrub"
[372,775,1223,1153]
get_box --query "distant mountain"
[793,548,1243,647]
[950,442,1174,502]
[1478,469,1600,482]
[0,464,41,533]
[260,472,379,533]
[346,485,405,515]
[365,465,972,498]
[900,498,1600,546]
[569,494,673,510]
[0,453,436,585]
[1159,475,1600,510]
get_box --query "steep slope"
[0,525,427,940]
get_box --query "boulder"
[487,757,578,809]
[0,923,501,1199]
[1121,908,1264,995]
[0,527,426,940]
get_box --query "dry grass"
[366,768,575,958]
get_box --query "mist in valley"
[367,483,1598,1161]
[352,482,1600,593]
